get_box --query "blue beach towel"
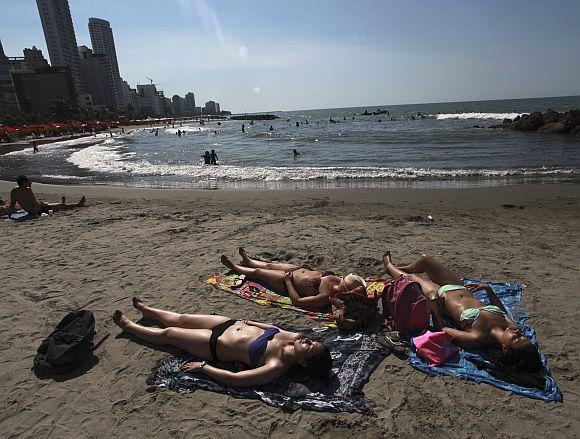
[407,279,562,402]
[147,327,389,414]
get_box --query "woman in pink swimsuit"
[220,248,367,310]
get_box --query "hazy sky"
[1,0,579,112]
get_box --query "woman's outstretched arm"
[465,283,509,314]
[284,272,329,310]
[181,361,287,387]
[442,327,482,349]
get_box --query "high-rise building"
[36,0,85,95]
[8,46,49,75]
[0,39,20,110]
[78,46,116,111]
[88,18,122,109]
[184,92,195,115]
[136,84,163,116]
[172,95,187,117]
[88,19,120,81]
[204,100,218,115]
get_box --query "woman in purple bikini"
[113,298,332,386]
[220,248,367,310]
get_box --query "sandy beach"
[1,181,579,438]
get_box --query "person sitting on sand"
[113,298,332,386]
[7,175,85,218]
[220,248,367,310]
[383,251,542,371]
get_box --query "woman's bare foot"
[383,251,393,268]
[113,310,130,328]
[239,247,251,266]
[132,296,155,319]
[221,255,237,271]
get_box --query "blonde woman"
[220,248,367,311]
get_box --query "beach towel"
[147,327,389,414]
[407,279,562,402]
[204,273,388,328]
[1,210,33,221]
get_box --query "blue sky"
[1,0,579,112]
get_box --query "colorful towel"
[407,279,562,402]
[204,273,388,328]
[146,327,390,414]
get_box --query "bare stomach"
[290,269,322,297]
[216,322,263,364]
[441,289,484,323]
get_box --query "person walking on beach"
[32,141,39,153]
[7,175,85,218]
[210,149,218,165]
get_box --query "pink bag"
[413,330,459,366]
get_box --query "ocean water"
[1,95,579,190]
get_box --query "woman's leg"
[383,251,441,297]
[222,255,287,293]
[113,311,212,358]
[238,247,300,271]
[50,196,86,212]
[397,253,462,286]
[132,297,232,329]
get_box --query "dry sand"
[1,181,579,438]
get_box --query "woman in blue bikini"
[113,298,332,386]
[220,248,367,311]
[383,252,542,371]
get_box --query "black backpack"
[34,310,98,375]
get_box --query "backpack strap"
[92,331,110,352]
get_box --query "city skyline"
[1,0,579,113]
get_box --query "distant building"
[117,79,137,112]
[216,103,220,114]
[172,95,187,117]
[204,100,218,115]
[0,39,20,110]
[8,47,49,75]
[136,84,163,116]
[36,0,85,95]
[162,96,172,117]
[11,66,76,114]
[88,18,123,110]
[78,45,116,111]
[184,92,195,115]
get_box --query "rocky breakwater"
[496,109,580,135]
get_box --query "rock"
[538,110,580,134]
[570,125,580,136]
[542,110,561,125]
[509,111,544,130]
[503,118,512,125]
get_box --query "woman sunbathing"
[113,298,333,386]
[220,248,367,310]
[383,252,542,371]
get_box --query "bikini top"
[305,270,336,293]
[459,305,504,326]
[248,327,280,368]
